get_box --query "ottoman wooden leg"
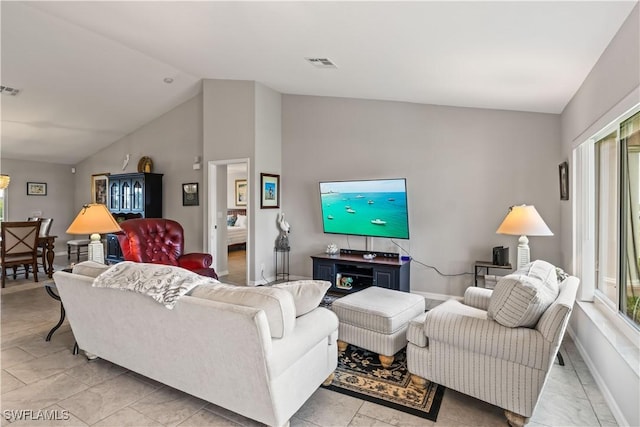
[379,354,394,368]
[337,340,348,352]
[378,354,394,368]
[410,374,427,391]
[504,410,528,427]
[322,372,335,386]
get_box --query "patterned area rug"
[322,343,445,421]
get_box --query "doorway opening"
[208,159,249,285]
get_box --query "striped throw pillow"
[487,260,560,328]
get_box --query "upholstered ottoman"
[332,286,425,368]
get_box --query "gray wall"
[203,79,256,279]
[0,159,75,251]
[282,95,561,297]
[253,82,282,282]
[75,94,204,253]
[561,4,639,426]
[202,79,282,283]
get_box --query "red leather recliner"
[116,218,218,279]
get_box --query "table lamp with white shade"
[496,204,553,269]
[67,204,122,264]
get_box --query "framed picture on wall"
[182,182,199,206]
[559,162,569,201]
[260,173,280,209]
[27,182,47,196]
[91,173,109,204]
[235,179,247,206]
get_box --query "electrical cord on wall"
[390,239,473,277]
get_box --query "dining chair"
[1,221,41,288]
[27,217,53,273]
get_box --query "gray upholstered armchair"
[406,261,579,427]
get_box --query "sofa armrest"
[268,307,339,379]
[463,287,492,311]
[178,253,213,270]
[424,310,551,370]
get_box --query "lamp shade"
[67,204,121,235]
[0,174,10,190]
[496,205,553,236]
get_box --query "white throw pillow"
[487,260,560,328]
[235,215,247,227]
[190,283,296,339]
[272,280,331,317]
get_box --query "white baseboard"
[566,326,629,427]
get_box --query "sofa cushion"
[272,280,331,317]
[190,283,296,339]
[72,260,110,278]
[487,260,560,328]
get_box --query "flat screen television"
[319,178,409,239]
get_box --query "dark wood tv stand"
[311,253,410,294]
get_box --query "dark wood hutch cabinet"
[105,172,163,263]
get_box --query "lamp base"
[516,235,530,270]
[87,233,105,264]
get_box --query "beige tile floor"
[1,256,618,426]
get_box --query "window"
[588,109,640,329]
[620,112,640,326]
[595,131,618,307]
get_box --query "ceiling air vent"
[0,86,20,96]
[305,57,338,69]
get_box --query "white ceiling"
[1,1,637,165]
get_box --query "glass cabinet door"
[120,180,132,211]
[108,180,120,211]
[132,178,144,212]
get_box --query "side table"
[274,246,290,282]
[45,270,78,355]
[474,261,512,287]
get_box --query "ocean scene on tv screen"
[319,179,409,239]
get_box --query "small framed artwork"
[91,173,109,204]
[559,161,569,201]
[27,182,47,196]
[260,173,280,209]
[235,179,247,206]
[182,183,199,206]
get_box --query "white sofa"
[53,262,339,427]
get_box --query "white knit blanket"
[93,261,219,309]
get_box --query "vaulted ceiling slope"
[1,1,637,165]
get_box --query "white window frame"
[0,188,6,222]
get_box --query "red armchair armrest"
[178,252,213,271]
